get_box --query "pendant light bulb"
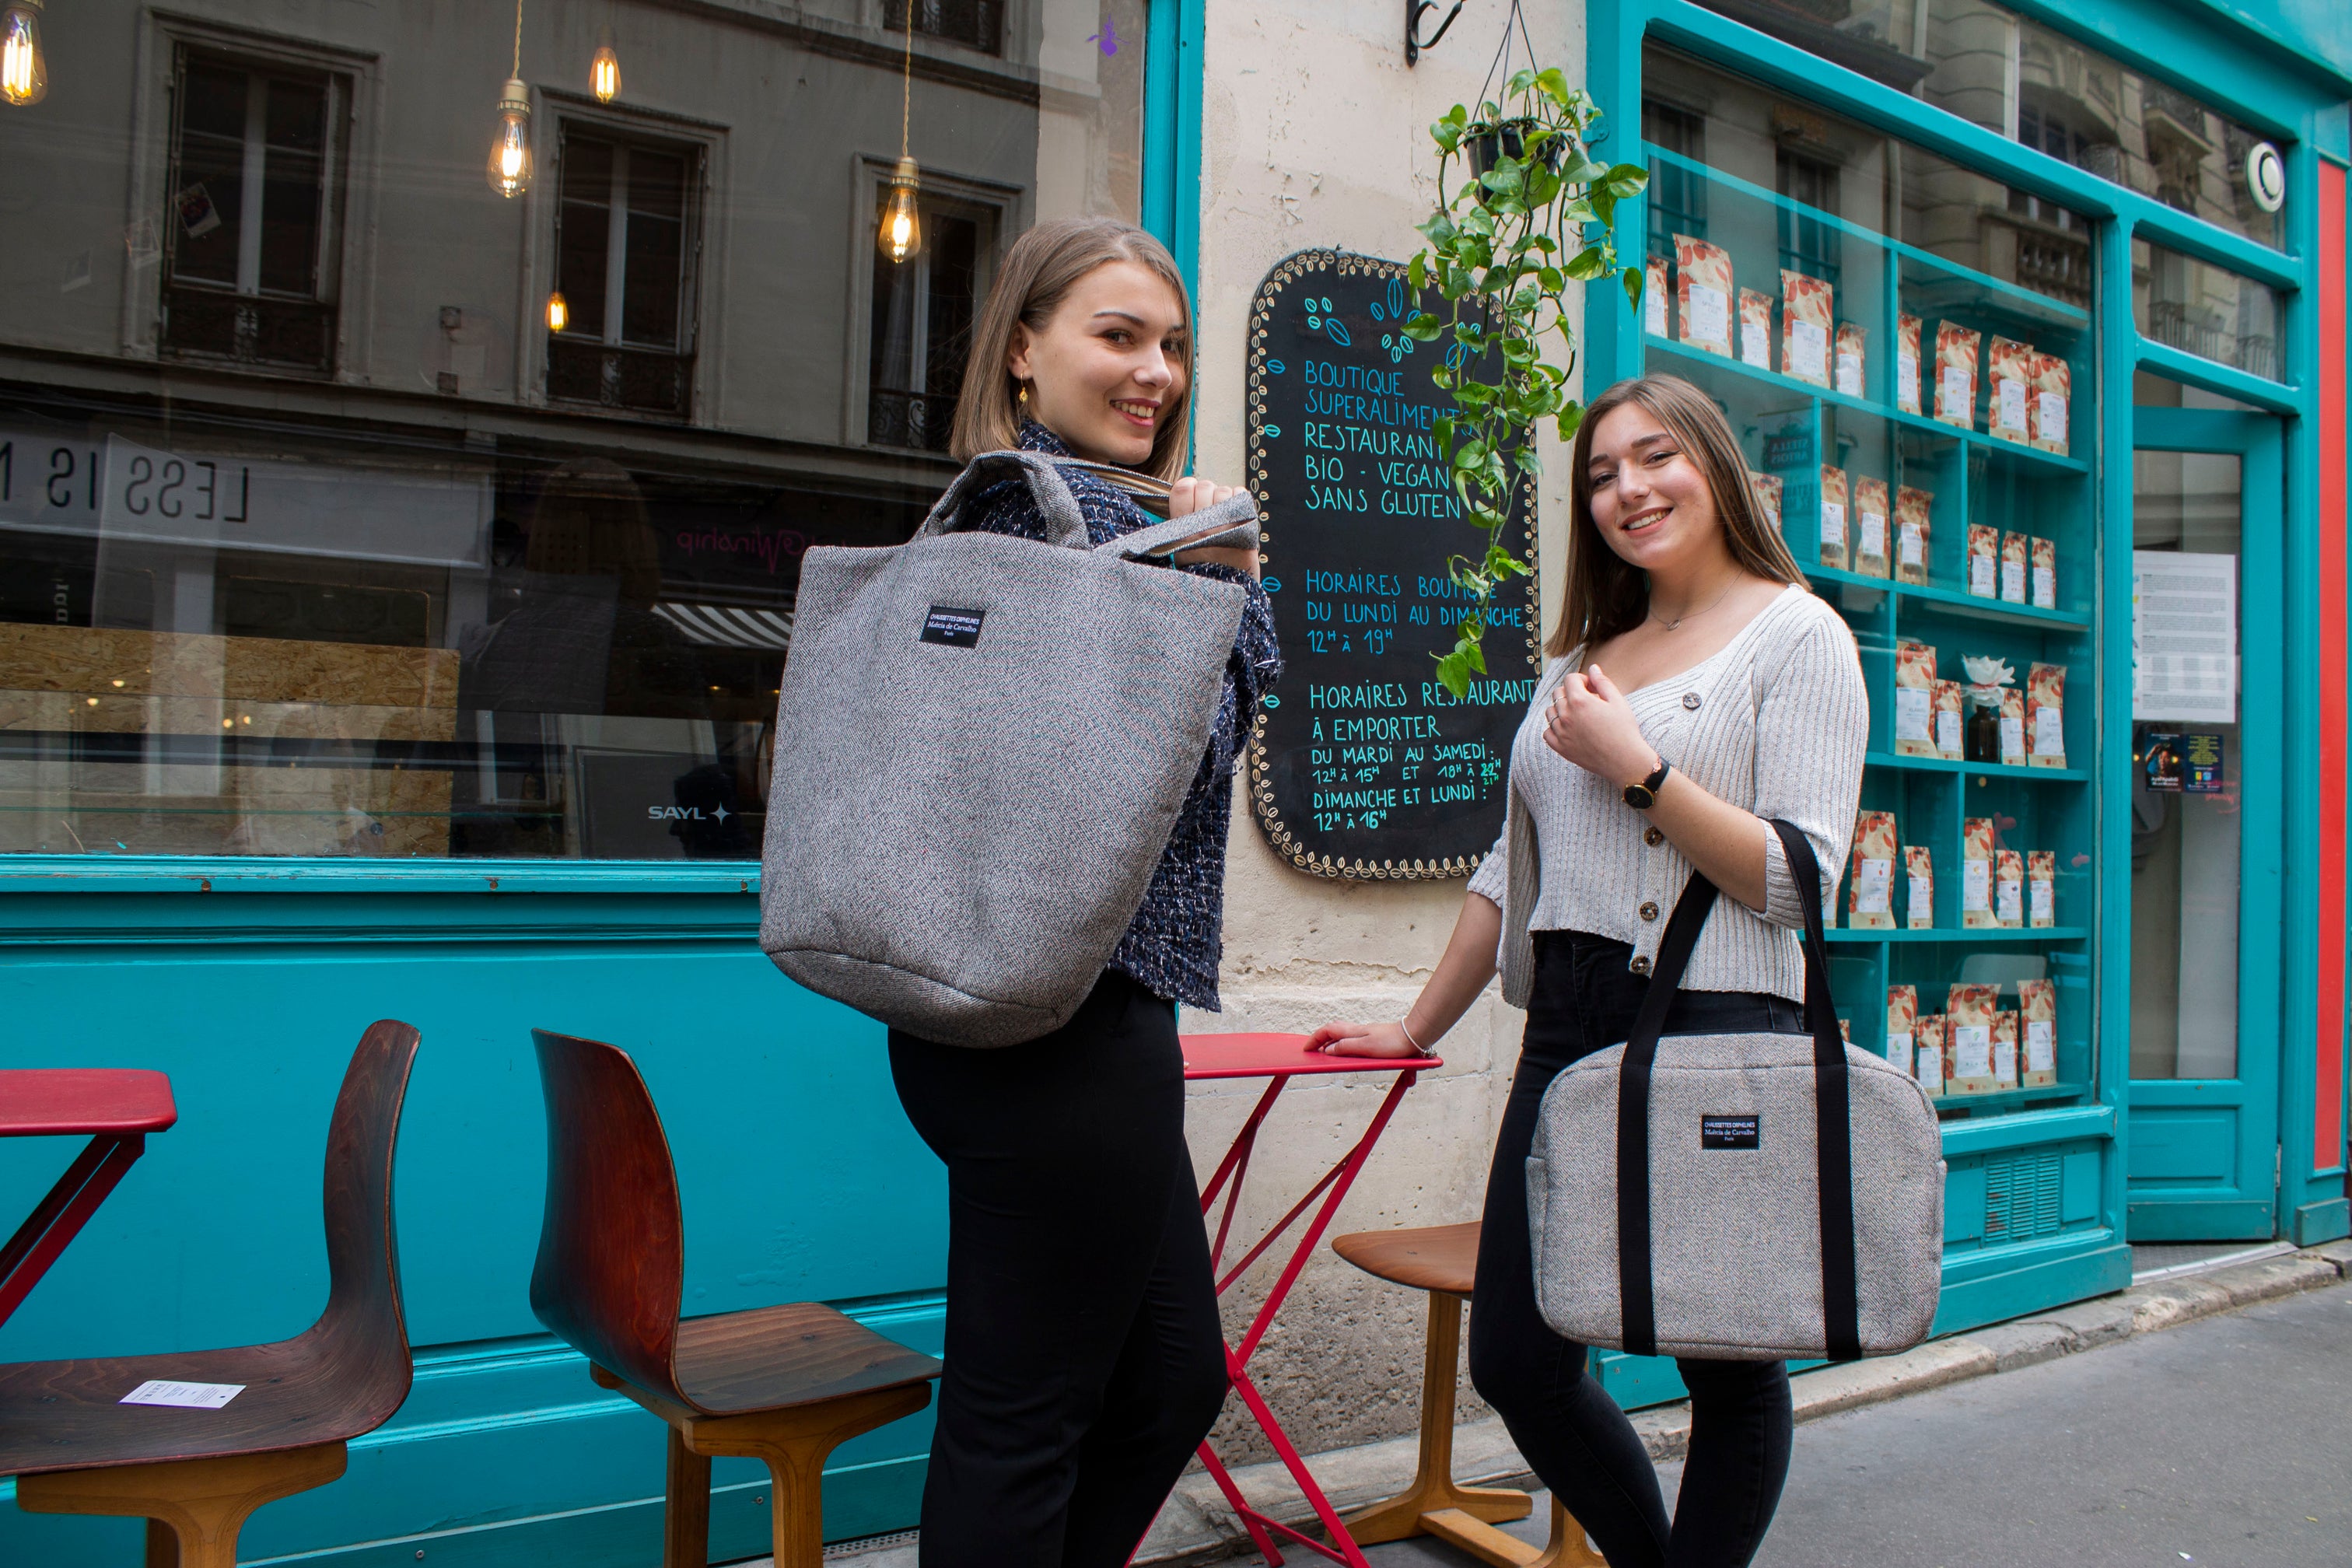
[546,290,569,333]
[1,0,47,107]
[487,76,532,198]
[879,156,922,264]
[590,26,620,103]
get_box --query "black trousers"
[888,971,1228,1568]
[1468,931,1804,1568]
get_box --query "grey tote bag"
[759,450,1258,1048]
[1528,821,1944,1360]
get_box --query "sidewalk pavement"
[808,1240,2352,1567]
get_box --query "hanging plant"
[1404,62,1648,695]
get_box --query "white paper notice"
[1887,1031,1915,1074]
[2039,391,2067,446]
[2133,551,2238,723]
[1821,500,1846,547]
[1997,377,2028,434]
[1997,875,2022,926]
[1836,351,1864,397]
[2033,705,2065,758]
[2000,714,2025,765]
[1940,366,1972,422]
[1917,1043,1944,1090]
[2002,560,2026,603]
[2026,1019,2056,1072]
[1741,320,1771,369]
[1690,284,1729,352]
[1971,553,1996,597]
[1909,873,1933,919]
[1952,1024,1993,1079]
[2030,878,2053,925]
[1964,859,1990,911]
[1792,320,1829,382]
[1993,1034,2018,1084]
[1898,351,1919,409]
[2032,565,2056,609]
[1895,686,1932,740]
[1936,709,1963,757]
[1647,283,1668,338]
[1860,509,1887,557]
[1855,856,1893,914]
[122,1380,244,1409]
[1899,522,1923,568]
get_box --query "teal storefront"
[0,2,2347,1565]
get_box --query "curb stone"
[807,1244,2352,1568]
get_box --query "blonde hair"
[950,216,1194,482]
[1550,374,1806,658]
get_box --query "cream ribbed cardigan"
[1467,585,1867,1005]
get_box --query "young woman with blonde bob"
[886,216,1278,1566]
[1312,375,1866,1567]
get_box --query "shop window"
[160,49,349,374]
[867,200,990,452]
[1642,100,1708,261]
[2132,240,2280,381]
[1776,148,1843,292]
[547,127,702,419]
[883,0,1003,55]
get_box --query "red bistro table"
[1180,1033,1436,1567]
[0,1069,177,1329]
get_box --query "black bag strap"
[1614,819,1863,1363]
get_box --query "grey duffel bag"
[1528,820,1944,1360]
[760,450,1259,1048]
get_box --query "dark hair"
[1549,374,1807,658]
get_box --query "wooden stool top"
[1331,1220,1481,1297]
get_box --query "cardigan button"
[1630,955,1653,976]
[1640,901,1661,922]
[1682,691,1703,710]
[1644,826,1664,846]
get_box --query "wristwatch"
[1622,755,1671,810]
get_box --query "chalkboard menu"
[1244,250,1538,880]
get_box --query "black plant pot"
[1468,117,1569,181]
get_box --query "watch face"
[1624,785,1654,809]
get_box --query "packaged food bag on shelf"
[1905,845,1935,929]
[1749,471,1783,533]
[2000,688,2028,767]
[1646,257,1670,338]
[1887,985,1918,1076]
[1934,679,1965,760]
[1988,337,2034,443]
[1818,465,1850,570]
[1839,1017,1853,1044]
[1853,478,1891,577]
[1897,314,1923,415]
[2001,531,2029,604]
[1946,985,1999,1094]
[1967,523,1999,598]
[1997,848,2025,928]
[1782,270,1833,387]
[1935,321,1981,427]
[1739,289,1773,369]
[1895,486,1934,584]
[1962,817,1997,929]
[1836,323,1867,397]
[1992,1010,2021,1090]
[1675,235,1733,356]
[2031,353,2071,454]
[2028,662,2067,768]
[2019,978,2058,1086]
[2032,536,2057,610]
[1894,640,1939,757]
[1916,1013,1948,1097]
[2028,849,2055,928]
[1849,809,1897,929]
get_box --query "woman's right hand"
[1305,1020,1421,1059]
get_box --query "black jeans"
[888,971,1228,1568]
[1468,931,1804,1568]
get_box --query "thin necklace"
[1649,575,1738,632]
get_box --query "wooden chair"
[529,1029,940,1568]
[0,1020,422,1568]
[1331,1220,1604,1568]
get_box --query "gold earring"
[1017,385,1029,405]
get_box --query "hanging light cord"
[512,0,524,79]
[899,2,913,158]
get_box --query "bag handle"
[1614,819,1863,1363]
[915,450,1092,549]
[916,452,1262,562]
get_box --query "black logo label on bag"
[919,606,985,647]
[1700,1115,1760,1150]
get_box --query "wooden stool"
[530,1030,941,1568]
[0,1021,423,1568]
[1331,1221,1604,1568]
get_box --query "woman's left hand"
[1168,475,1259,578]
[1542,663,1659,787]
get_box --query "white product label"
[1899,522,1923,568]
[1821,500,1846,548]
[2026,1019,2056,1072]
[1971,552,1996,597]
[2000,714,2026,764]
[2039,390,2068,445]
[1792,319,1829,381]
[1936,709,1963,756]
[1941,364,1972,421]
[1742,318,1772,368]
[1837,350,1864,397]
[1856,856,1893,914]
[1898,350,1920,410]
[1998,874,2023,926]
[1895,686,1932,740]
[1909,873,1933,922]
[1887,1031,1915,1074]
[2003,560,2027,602]
[1647,282,1668,337]
[1690,283,1729,350]
[1964,858,1991,911]
[1952,1024,1993,1079]
[2033,565,2056,608]
[1860,509,1887,557]
[2034,704,2065,757]
[1998,376,2028,432]
[1993,1034,2018,1084]
[1917,1043,1945,1089]
[2031,877,2053,925]
[123,1380,244,1409]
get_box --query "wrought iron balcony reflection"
[868,387,958,453]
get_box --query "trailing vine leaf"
[1407,67,1647,695]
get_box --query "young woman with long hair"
[1311,375,1867,1567]
[886,215,1278,1566]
